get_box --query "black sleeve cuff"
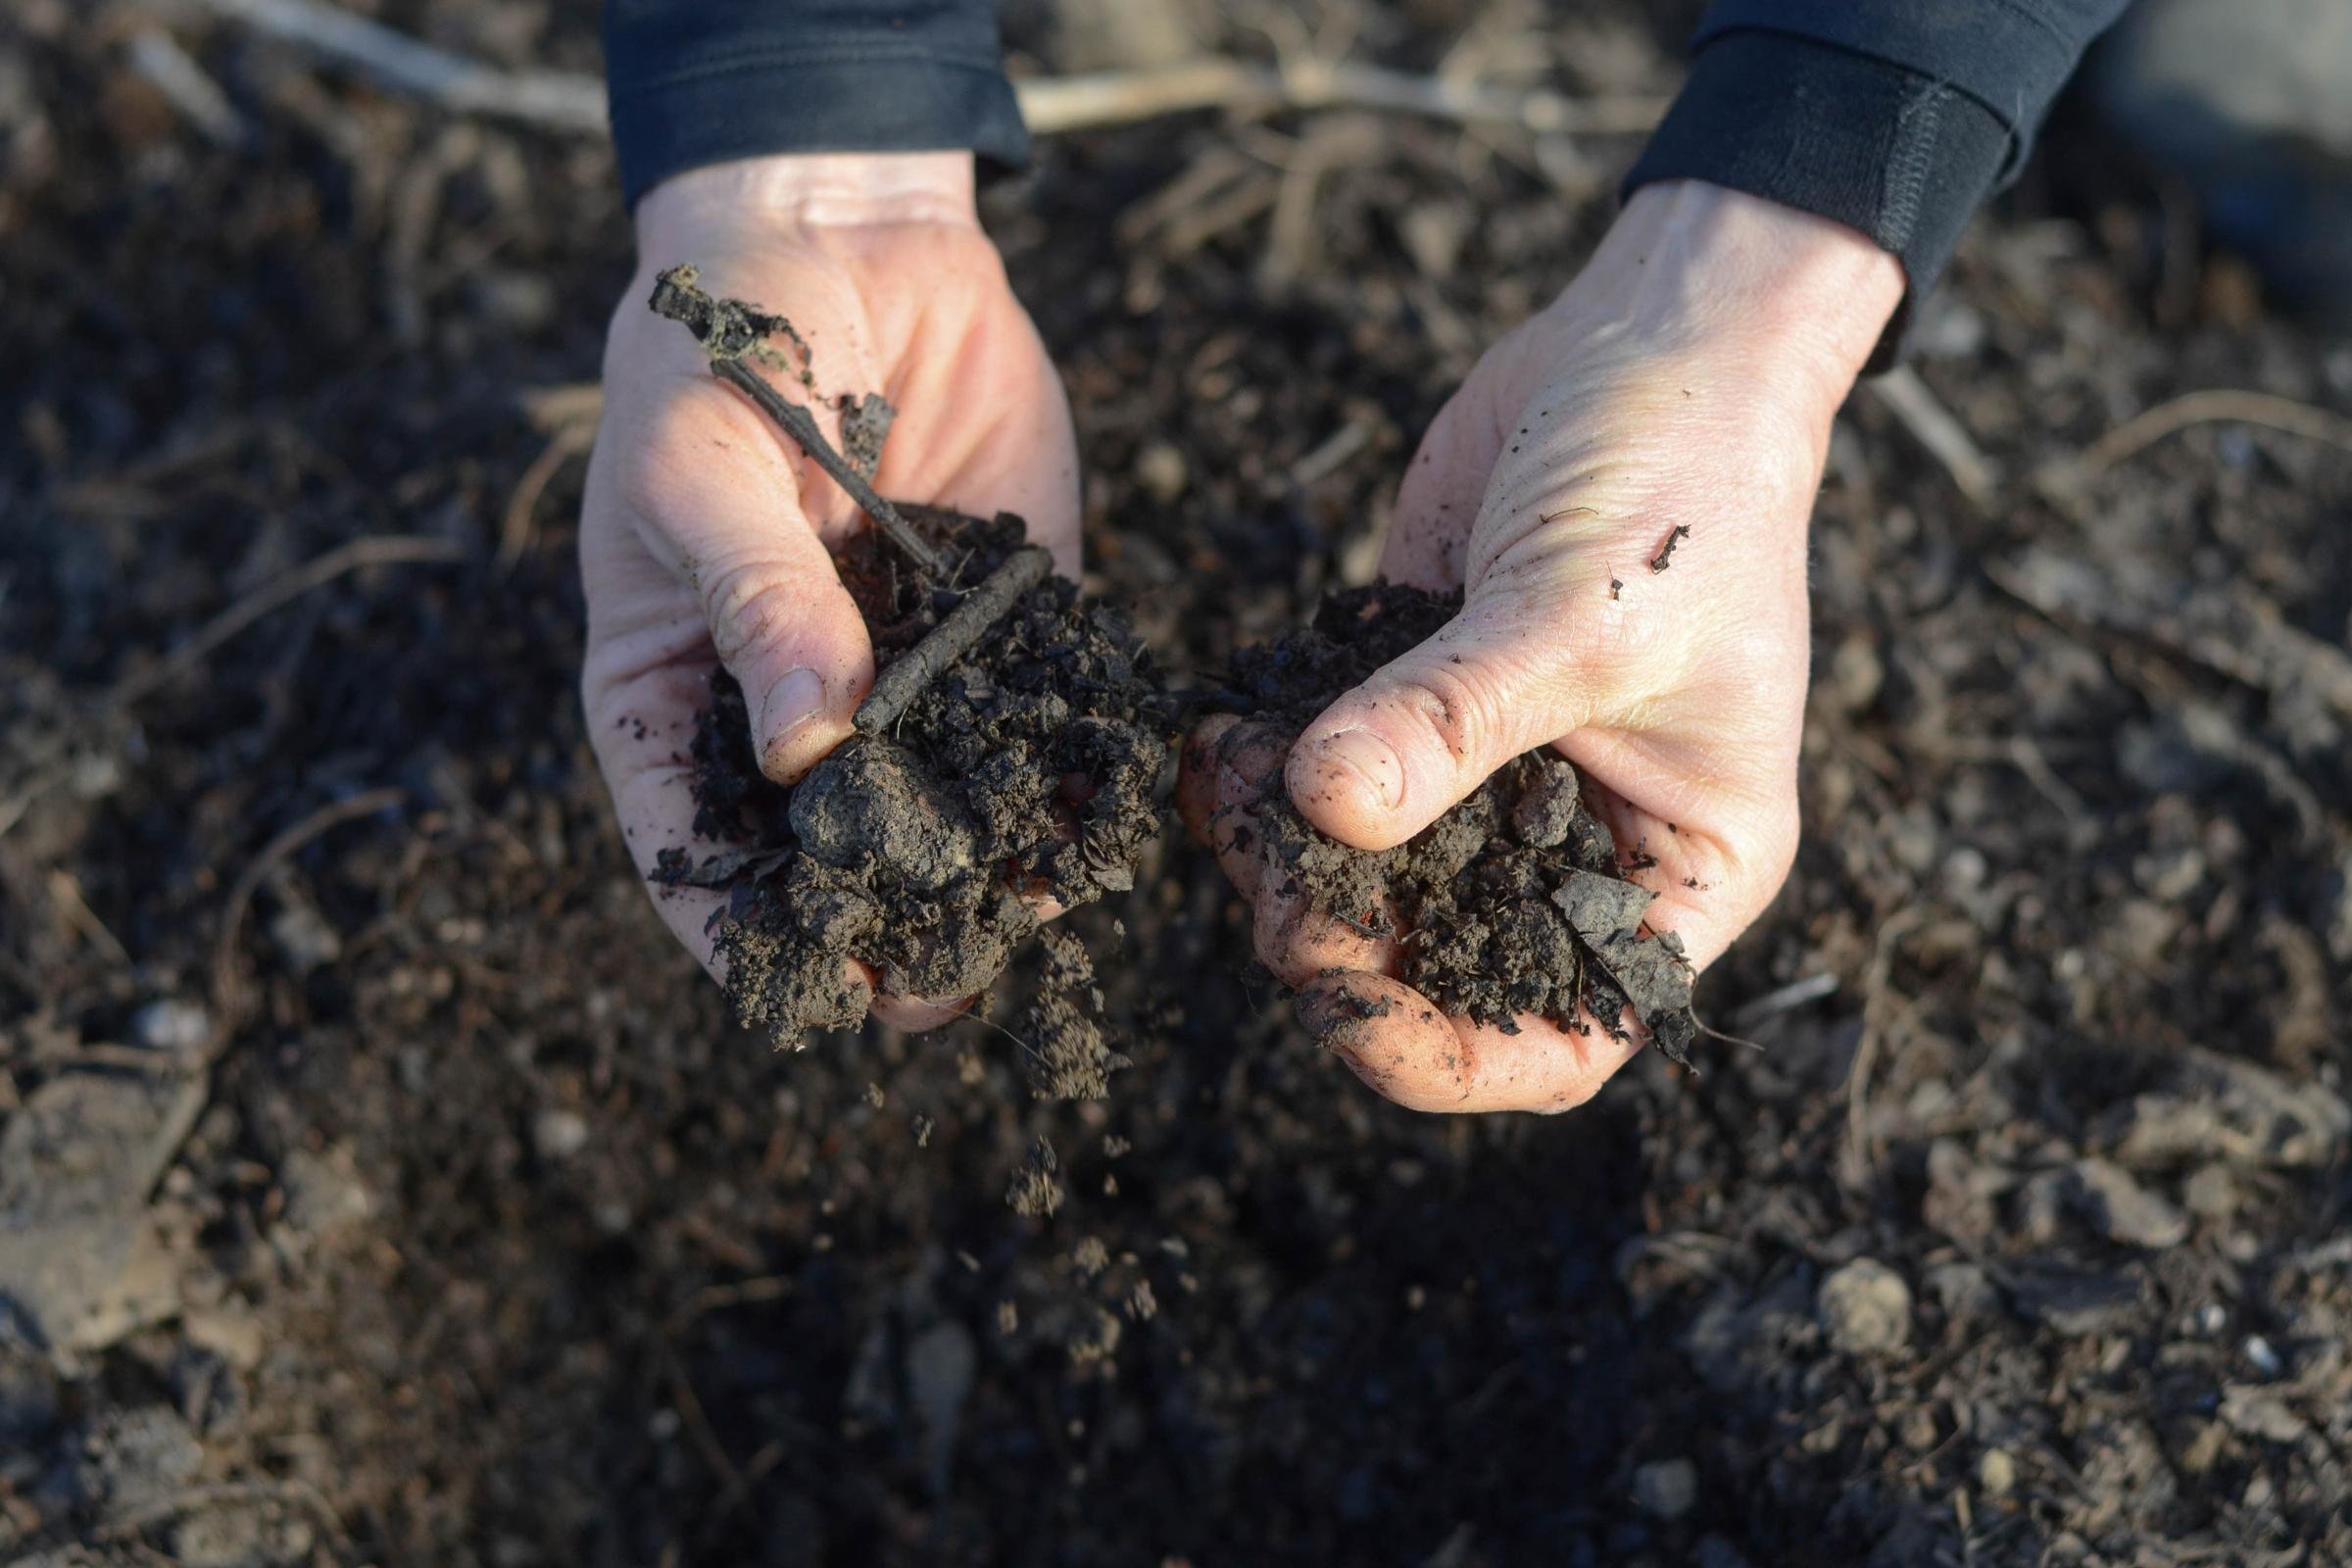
[604,4,1029,209]
[1624,30,2011,364]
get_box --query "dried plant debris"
[1227,583,1700,1066]
[644,271,1170,1044]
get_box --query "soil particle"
[1020,925,1130,1101]
[2064,1157,2190,1249]
[655,507,1169,1043]
[1816,1258,1914,1357]
[1633,1457,1699,1520]
[1005,1137,1063,1218]
[1226,583,1700,1059]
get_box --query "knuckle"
[698,560,804,664]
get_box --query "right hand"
[578,152,1080,1030]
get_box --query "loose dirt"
[1218,582,1700,1061]
[655,504,1169,1045]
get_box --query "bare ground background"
[4,1,2352,1564]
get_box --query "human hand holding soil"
[581,152,1080,1030]
[1182,182,1904,1112]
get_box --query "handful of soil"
[645,270,1170,1046]
[1225,584,1701,1066]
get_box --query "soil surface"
[654,504,1167,1045]
[4,1,2352,1566]
[1220,582,1698,1060]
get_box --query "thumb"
[628,383,877,785]
[695,520,875,784]
[1285,590,1604,850]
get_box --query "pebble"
[1135,442,1188,503]
[1978,1447,2017,1497]
[1632,1457,1698,1521]
[1817,1258,1912,1357]
[532,1107,590,1161]
[2182,1163,2237,1219]
[128,999,210,1055]
[2067,1158,2190,1250]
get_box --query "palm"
[580,211,1077,1024]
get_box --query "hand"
[1180,181,1903,1111]
[580,153,1078,1030]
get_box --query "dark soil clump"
[655,504,1170,1042]
[1228,583,1700,1063]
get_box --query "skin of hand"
[1178,180,1904,1113]
[579,152,1079,1032]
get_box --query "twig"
[2069,388,2352,481]
[1869,367,2001,511]
[647,266,946,575]
[1017,58,1667,137]
[190,0,1665,141]
[128,30,249,146]
[854,547,1054,735]
[210,787,404,1043]
[497,420,593,571]
[190,0,606,132]
[1732,971,1839,1031]
[710,360,943,576]
[112,535,467,707]
[1840,907,1936,1192]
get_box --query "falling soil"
[654,504,1170,1047]
[1224,583,1700,1063]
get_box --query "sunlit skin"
[578,153,1077,1031]
[580,157,1905,1107]
[1179,182,1903,1112]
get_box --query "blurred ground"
[3,1,2351,1564]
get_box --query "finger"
[1284,588,1606,851]
[1298,972,1644,1113]
[622,379,877,785]
[1186,718,1291,904]
[1174,715,1240,844]
[869,986,977,1033]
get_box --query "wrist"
[636,152,981,253]
[1562,181,1906,418]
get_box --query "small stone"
[1135,441,1188,503]
[2219,1385,2305,1444]
[1633,1457,1698,1521]
[531,1108,589,1161]
[2067,1158,2190,1249]
[1977,1447,2017,1496]
[1926,1261,2000,1322]
[279,1144,372,1239]
[2182,1163,2236,1218]
[128,999,210,1056]
[1818,1258,1913,1357]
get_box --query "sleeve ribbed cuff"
[1625,30,2013,365]
[605,6,1028,208]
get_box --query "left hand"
[1179,182,1903,1112]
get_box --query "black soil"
[654,507,1169,1044]
[9,2,2352,1565]
[1223,583,1699,1061]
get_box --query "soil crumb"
[1226,583,1700,1065]
[654,504,1170,1043]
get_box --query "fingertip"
[1297,972,1469,1111]
[1176,714,1243,841]
[1285,722,1417,851]
[870,990,977,1033]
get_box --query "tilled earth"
[4,2,2351,1565]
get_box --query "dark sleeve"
[604,1,1026,208]
[1626,1,2134,337]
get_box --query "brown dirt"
[1219,582,1699,1061]
[651,504,1168,1046]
